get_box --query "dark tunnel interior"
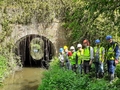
[15,34,55,68]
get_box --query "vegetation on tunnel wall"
[0,55,7,83]
[0,0,73,25]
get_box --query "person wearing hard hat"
[63,45,72,70]
[70,46,77,72]
[94,39,105,78]
[76,44,84,74]
[105,35,119,83]
[82,39,93,74]
[58,48,65,68]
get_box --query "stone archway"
[11,21,59,54]
[9,20,68,68]
[15,34,55,68]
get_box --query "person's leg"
[81,64,82,74]
[99,63,104,78]
[65,61,70,70]
[68,61,72,70]
[100,63,104,73]
[107,60,110,75]
[71,64,73,71]
[78,64,82,74]
[86,61,90,74]
[83,61,87,74]
[95,62,99,78]
[108,60,115,82]
[72,64,76,72]
[66,62,69,69]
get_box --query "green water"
[0,68,45,90]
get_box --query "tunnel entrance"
[15,34,55,68]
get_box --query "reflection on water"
[0,68,45,90]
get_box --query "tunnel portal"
[15,34,55,68]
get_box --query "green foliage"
[0,0,73,25]
[38,65,89,90]
[113,79,120,89]
[87,79,109,90]
[63,0,120,45]
[116,64,120,78]
[49,57,59,67]
[38,58,120,90]
[0,0,120,88]
[0,38,22,84]
[0,55,7,83]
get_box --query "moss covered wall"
[0,0,69,54]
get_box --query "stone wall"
[11,19,67,55]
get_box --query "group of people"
[58,35,119,83]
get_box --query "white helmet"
[70,46,75,50]
[77,44,82,48]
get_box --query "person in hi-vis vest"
[94,39,105,78]
[70,46,77,73]
[76,44,84,74]
[63,45,72,70]
[106,35,119,83]
[82,39,93,74]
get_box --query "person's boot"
[110,74,114,84]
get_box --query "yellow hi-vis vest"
[76,49,84,64]
[70,52,77,65]
[94,46,104,62]
[83,46,90,61]
[107,44,117,60]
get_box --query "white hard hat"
[70,46,75,50]
[77,44,82,48]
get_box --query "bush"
[113,79,120,89]
[38,58,120,90]
[38,65,90,90]
[87,79,109,90]
[38,58,89,90]
[0,55,7,83]
[116,64,120,78]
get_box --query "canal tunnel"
[15,34,55,68]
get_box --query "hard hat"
[70,46,75,50]
[95,39,100,44]
[63,45,68,50]
[106,35,112,40]
[59,48,64,53]
[77,44,82,48]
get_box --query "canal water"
[0,68,45,90]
